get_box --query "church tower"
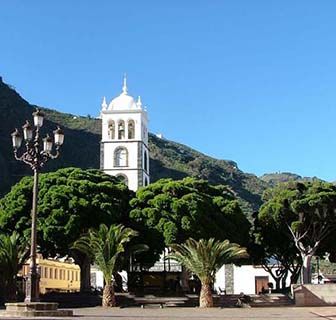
[100,76,150,191]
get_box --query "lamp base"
[4,302,73,317]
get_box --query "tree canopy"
[130,178,251,249]
[253,210,301,289]
[0,167,133,256]
[258,181,336,284]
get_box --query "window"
[54,269,58,279]
[116,174,128,186]
[49,268,53,279]
[45,267,48,279]
[144,177,149,186]
[144,150,148,172]
[114,147,128,167]
[108,121,115,139]
[128,120,135,139]
[118,120,125,139]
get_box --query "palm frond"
[72,224,138,284]
[169,238,248,283]
[0,232,29,282]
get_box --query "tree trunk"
[290,271,300,285]
[262,264,283,291]
[80,256,91,292]
[274,278,281,291]
[199,281,213,308]
[102,283,116,307]
[180,266,189,292]
[301,254,313,284]
[6,277,17,302]
[0,275,5,305]
[281,269,288,290]
[290,265,301,285]
[71,250,91,292]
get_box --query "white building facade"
[214,264,292,295]
[100,77,150,191]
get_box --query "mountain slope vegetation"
[0,76,267,214]
[260,172,322,188]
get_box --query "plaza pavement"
[2,306,336,320]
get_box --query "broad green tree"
[259,181,336,284]
[130,178,251,251]
[252,211,301,289]
[0,167,133,291]
[170,238,248,308]
[0,232,28,302]
[73,224,138,307]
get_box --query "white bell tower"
[100,76,150,191]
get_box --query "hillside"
[0,76,267,214]
[260,172,323,187]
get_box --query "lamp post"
[11,109,64,303]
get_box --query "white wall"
[233,265,271,294]
[90,267,128,292]
[104,168,139,191]
[91,265,104,289]
[214,265,225,293]
[214,264,292,295]
[103,143,139,169]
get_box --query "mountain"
[0,76,267,214]
[260,172,323,188]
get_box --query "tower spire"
[101,96,107,110]
[122,73,128,94]
[136,96,142,108]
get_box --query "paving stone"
[1,306,336,319]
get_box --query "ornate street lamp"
[11,109,64,303]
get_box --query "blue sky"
[1,1,336,181]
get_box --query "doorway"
[255,276,269,294]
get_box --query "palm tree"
[73,224,138,307]
[169,238,248,308]
[0,232,28,302]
